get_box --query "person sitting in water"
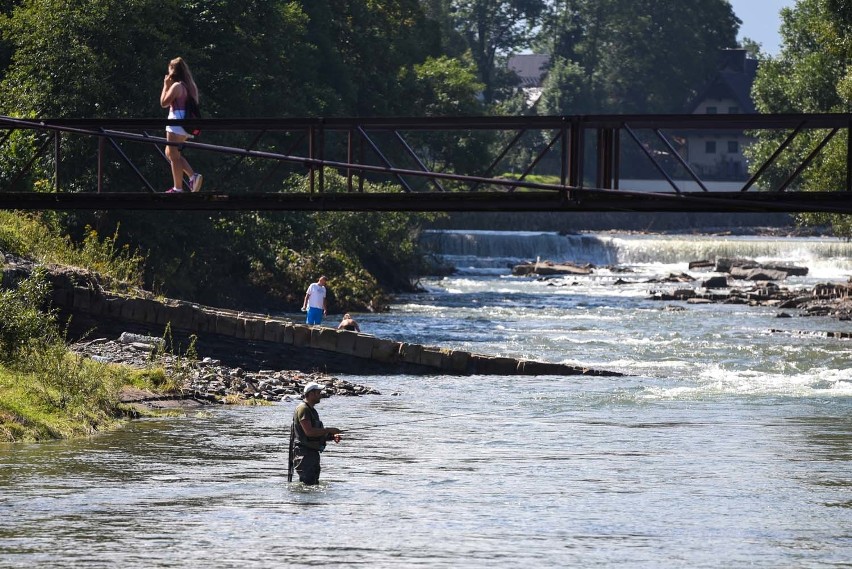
[337,313,360,332]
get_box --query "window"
[728,106,740,114]
[728,141,739,153]
[706,106,718,114]
[706,141,717,154]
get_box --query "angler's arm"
[299,418,341,439]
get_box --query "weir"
[421,230,852,270]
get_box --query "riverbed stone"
[703,276,728,289]
[731,267,789,281]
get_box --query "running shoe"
[190,173,203,192]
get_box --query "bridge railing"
[0,113,851,212]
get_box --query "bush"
[0,212,145,287]
[19,340,119,414]
[0,268,58,363]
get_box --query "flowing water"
[2,232,851,568]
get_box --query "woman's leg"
[165,132,189,189]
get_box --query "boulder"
[689,260,715,270]
[730,267,789,281]
[702,276,729,289]
[512,260,593,276]
[663,272,696,283]
[715,257,759,273]
[717,257,808,279]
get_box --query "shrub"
[0,268,58,363]
[0,212,145,287]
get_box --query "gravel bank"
[71,332,380,410]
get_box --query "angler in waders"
[288,382,342,485]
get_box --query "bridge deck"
[3,112,852,213]
[2,189,852,213]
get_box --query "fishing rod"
[340,405,520,434]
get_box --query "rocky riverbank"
[514,254,852,322]
[71,332,380,412]
[646,257,852,321]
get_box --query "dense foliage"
[0,0,744,309]
[750,0,852,235]
[535,0,740,114]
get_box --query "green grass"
[0,356,122,441]
[0,356,188,442]
[0,211,145,287]
[0,268,185,442]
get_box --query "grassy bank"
[0,262,180,442]
[0,357,173,442]
[0,211,145,288]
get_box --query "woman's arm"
[160,76,185,108]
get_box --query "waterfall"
[421,230,852,275]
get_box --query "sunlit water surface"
[1,233,851,567]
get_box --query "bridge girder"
[1,113,852,213]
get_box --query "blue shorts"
[306,307,324,325]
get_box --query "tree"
[398,54,489,182]
[448,0,546,103]
[536,0,740,113]
[301,0,441,116]
[750,0,852,235]
[537,56,594,114]
[0,0,452,309]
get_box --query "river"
[1,231,850,567]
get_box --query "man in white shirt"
[302,275,328,325]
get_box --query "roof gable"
[508,54,551,87]
[686,49,758,114]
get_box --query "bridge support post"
[97,136,104,193]
[308,125,315,193]
[54,131,60,192]
[847,119,852,192]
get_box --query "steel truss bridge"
[1,113,852,213]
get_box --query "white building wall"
[617,179,753,192]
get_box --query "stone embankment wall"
[1,259,620,376]
[53,286,620,376]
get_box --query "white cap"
[303,382,323,396]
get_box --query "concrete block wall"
[50,284,621,377]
